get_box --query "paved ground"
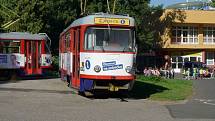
[167,79,215,119]
[0,78,214,121]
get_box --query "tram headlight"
[94,65,101,73]
[125,66,132,73]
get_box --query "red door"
[25,41,42,75]
[71,29,80,88]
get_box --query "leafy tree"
[0,0,184,55]
[211,0,215,7]
[1,0,80,53]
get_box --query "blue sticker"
[85,60,91,69]
[102,61,123,71]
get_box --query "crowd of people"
[143,67,175,79]
[143,67,160,77]
[142,66,215,80]
[183,67,214,80]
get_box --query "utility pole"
[80,0,87,16]
[112,0,117,14]
[107,0,111,13]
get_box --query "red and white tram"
[59,13,136,93]
[0,32,52,78]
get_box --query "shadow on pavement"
[87,80,169,100]
[1,78,169,100]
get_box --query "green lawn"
[130,75,193,101]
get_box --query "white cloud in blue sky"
[150,0,186,7]
[150,0,211,7]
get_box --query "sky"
[150,0,211,7]
[150,0,186,7]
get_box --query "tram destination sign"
[94,17,129,25]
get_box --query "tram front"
[80,15,137,92]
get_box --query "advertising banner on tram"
[0,54,24,69]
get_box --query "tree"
[211,0,215,7]
[1,0,80,53]
[0,0,184,55]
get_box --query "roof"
[0,32,48,41]
[61,13,135,35]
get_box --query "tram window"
[85,27,135,52]
[85,32,93,49]
[0,40,20,53]
[45,44,50,54]
[95,30,105,46]
[66,33,70,48]
[0,42,3,53]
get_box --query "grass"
[130,75,193,101]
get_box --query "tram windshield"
[0,40,20,54]
[84,27,135,52]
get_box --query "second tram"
[0,32,52,78]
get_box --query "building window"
[206,52,214,65]
[172,26,198,44]
[171,56,183,69]
[171,56,201,69]
[203,27,215,44]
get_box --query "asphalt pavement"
[167,79,215,119]
[0,78,215,121]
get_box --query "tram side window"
[85,29,93,49]
[0,40,20,53]
[45,44,50,54]
[0,42,3,53]
[66,33,70,48]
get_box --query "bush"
[52,55,59,71]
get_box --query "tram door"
[25,41,42,75]
[71,29,80,88]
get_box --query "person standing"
[193,67,197,79]
[199,68,203,79]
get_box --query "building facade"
[161,10,215,73]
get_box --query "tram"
[0,32,52,78]
[59,13,137,94]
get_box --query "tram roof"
[0,32,48,41]
[61,13,135,35]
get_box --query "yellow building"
[161,10,215,73]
